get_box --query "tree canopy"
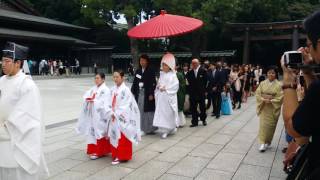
[26,0,320,66]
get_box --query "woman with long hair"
[242,65,252,103]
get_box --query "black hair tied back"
[96,73,105,80]
[114,69,125,77]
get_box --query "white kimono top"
[0,70,48,175]
[153,71,179,129]
[76,83,112,144]
[108,82,141,148]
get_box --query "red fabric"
[112,93,117,110]
[85,93,96,101]
[127,10,203,39]
[111,133,132,161]
[87,138,111,157]
[111,93,117,122]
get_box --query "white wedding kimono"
[0,71,48,180]
[108,83,141,148]
[76,83,112,145]
[153,71,179,132]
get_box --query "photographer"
[281,10,320,179]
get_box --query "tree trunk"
[201,32,208,52]
[126,17,139,69]
[191,31,201,59]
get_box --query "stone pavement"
[35,76,117,126]
[43,97,288,180]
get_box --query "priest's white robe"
[0,71,48,180]
[76,83,112,144]
[153,71,179,132]
[108,83,141,148]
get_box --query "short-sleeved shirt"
[292,80,320,170]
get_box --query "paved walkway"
[35,76,117,126]
[43,97,287,180]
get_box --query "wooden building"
[0,0,115,74]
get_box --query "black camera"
[284,51,303,69]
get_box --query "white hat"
[161,53,176,72]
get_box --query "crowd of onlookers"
[25,58,82,76]
[179,60,265,119]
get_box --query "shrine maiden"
[153,53,179,139]
[0,42,48,180]
[76,73,112,160]
[108,70,141,165]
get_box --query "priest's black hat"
[2,42,29,61]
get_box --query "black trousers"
[190,96,207,125]
[234,90,242,107]
[206,93,212,109]
[211,92,222,117]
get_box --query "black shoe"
[211,112,216,117]
[237,104,241,109]
[146,132,156,135]
[190,124,198,128]
[203,121,207,126]
[216,115,220,119]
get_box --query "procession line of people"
[76,51,270,166]
[76,71,141,165]
[0,43,300,180]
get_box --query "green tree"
[25,0,92,26]
[154,0,240,57]
[80,0,153,67]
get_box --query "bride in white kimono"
[0,42,48,180]
[153,53,179,139]
[76,73,112,160]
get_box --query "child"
[108,70,141,165]
[153,53,179,139]
[221,83,233,115]
[76,73,112,160]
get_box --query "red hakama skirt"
[87,138,111,157]
[111,133,132,161]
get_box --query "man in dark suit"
[186,59,208,127]
[207,61,227,119]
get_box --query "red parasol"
[127,10,204,39]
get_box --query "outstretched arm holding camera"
[281,10,320,178]
[281,58,301,138]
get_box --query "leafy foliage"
[26,0,320,64]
